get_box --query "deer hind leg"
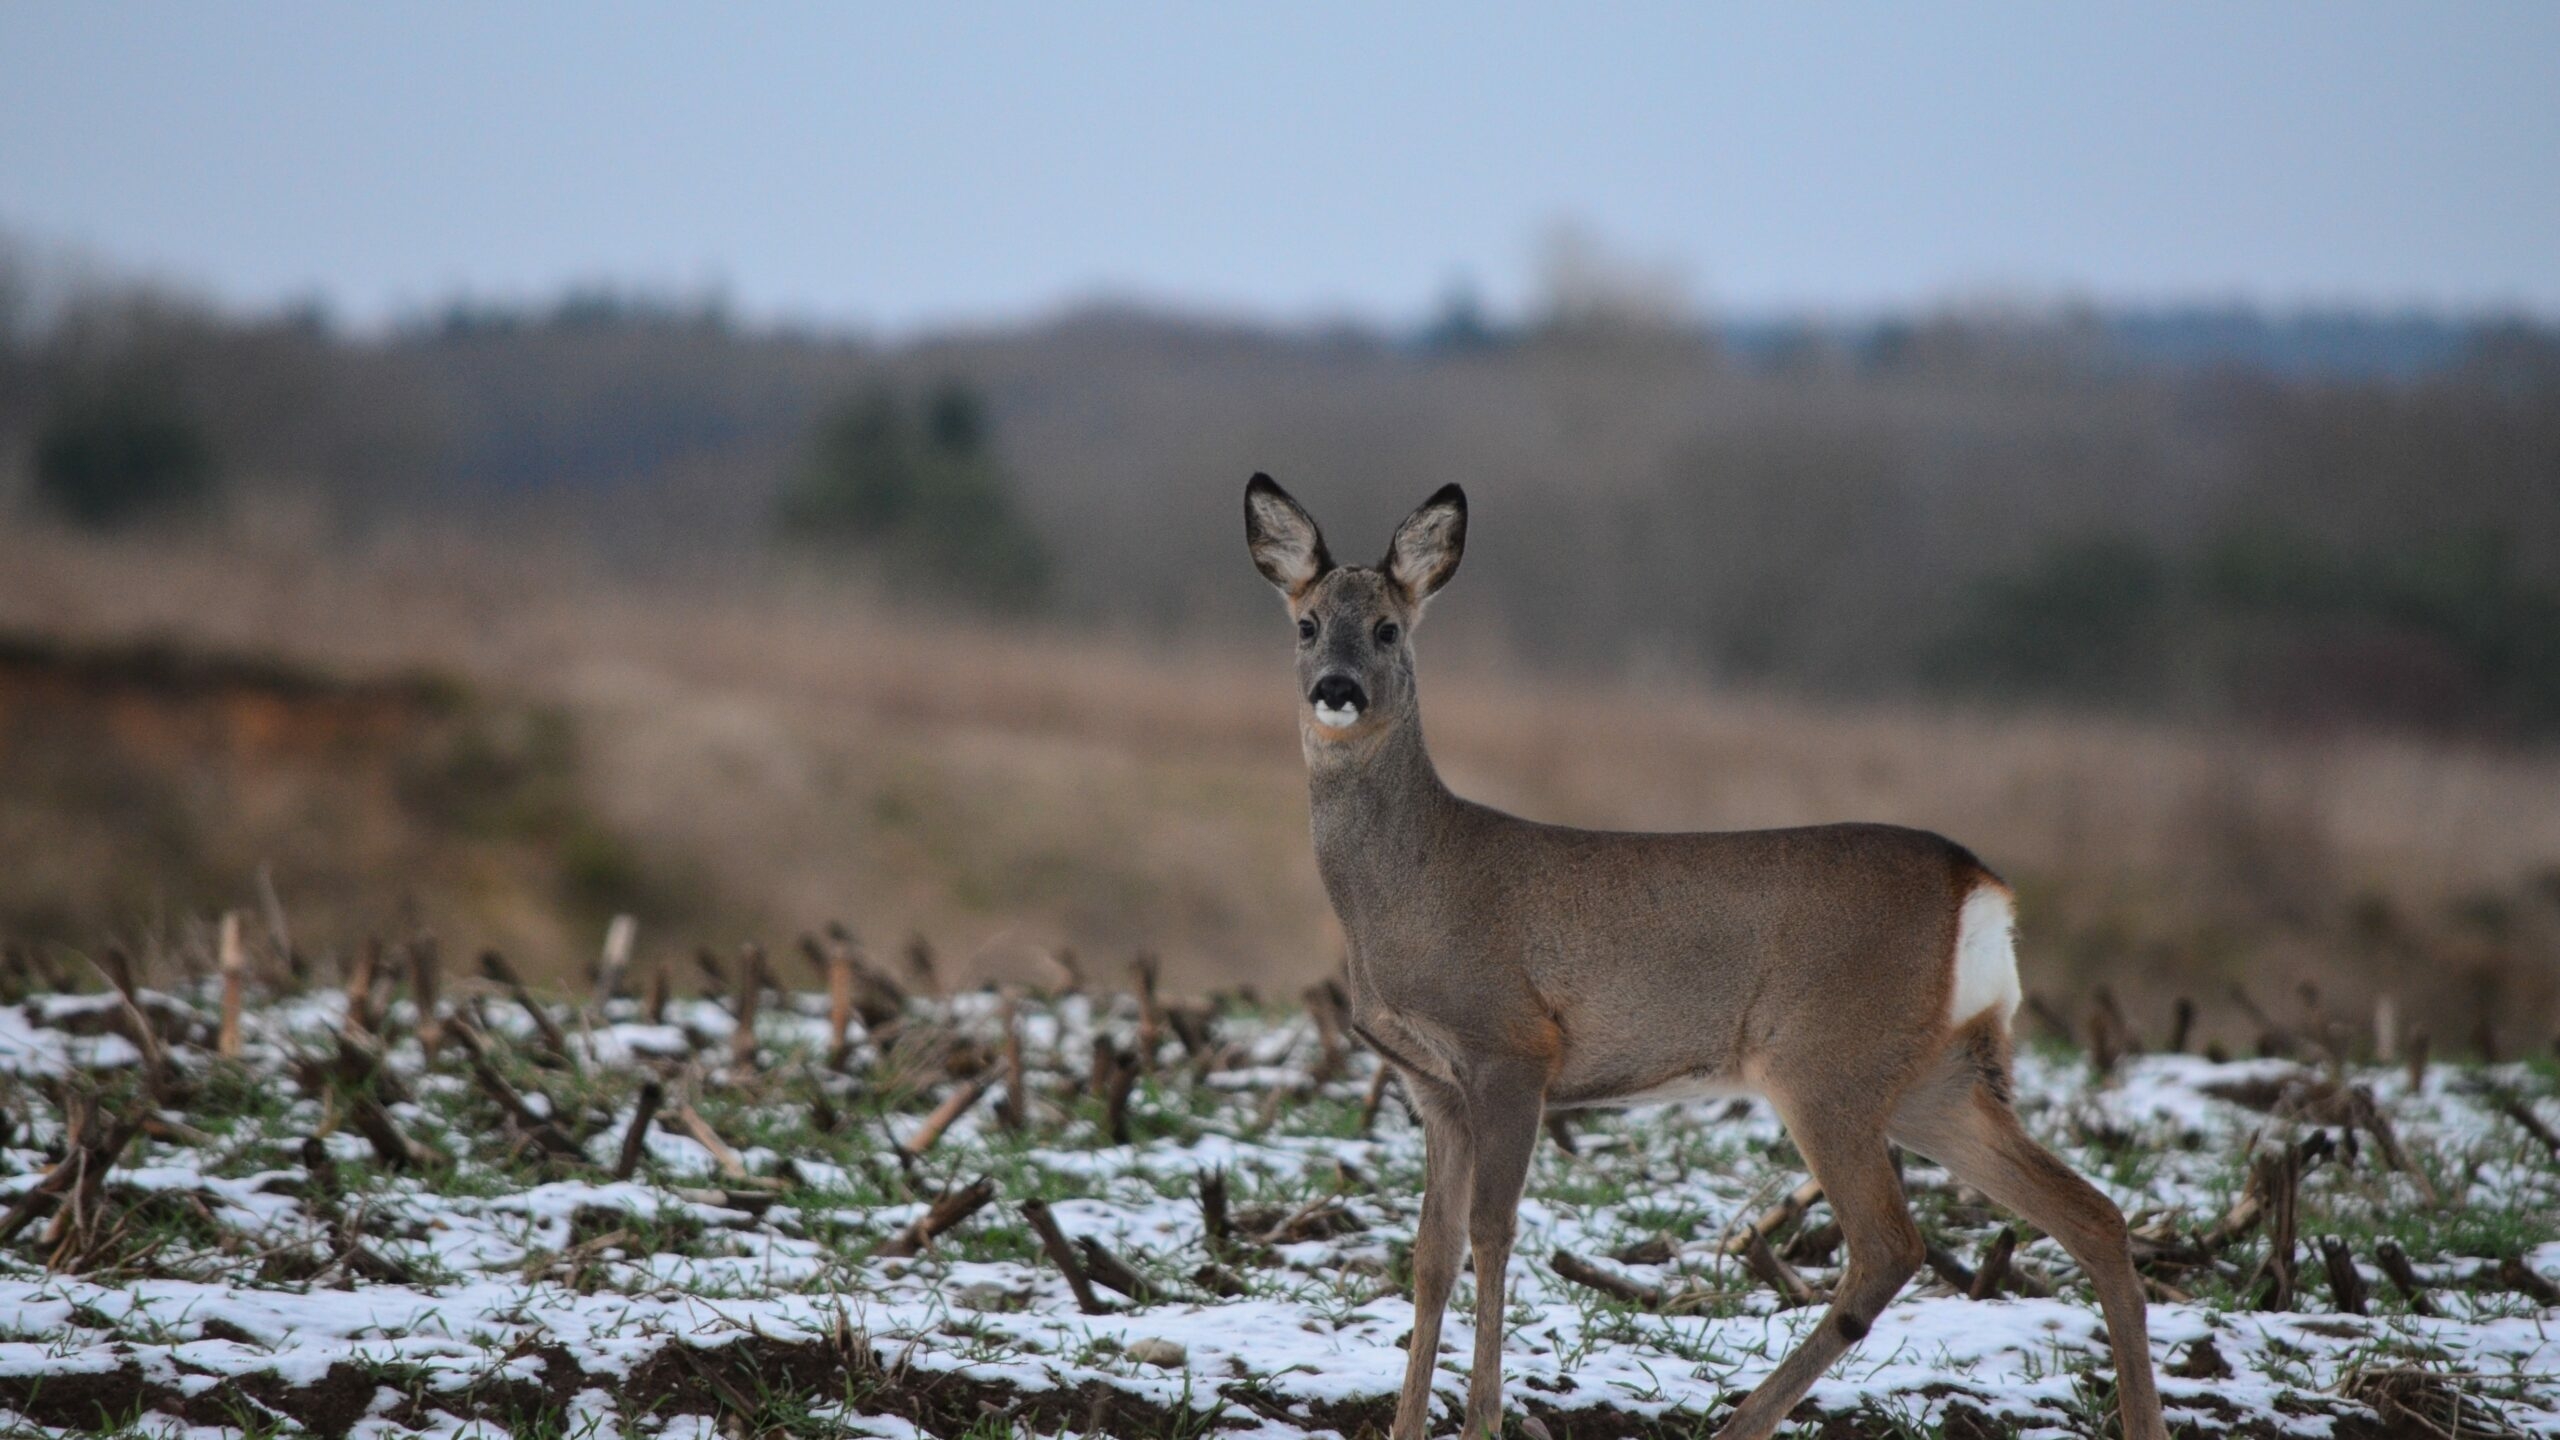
[1455,1058,1547,1439]
[1712,1094,1924,1440]
[1391,1073,1475,1440]
[1888,1035,2168,1440]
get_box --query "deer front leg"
[1393,1079,1474,1440]
[1460,1059,1549,1439]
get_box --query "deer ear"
[1383,483,1467,606]
[1244,473,1332,599]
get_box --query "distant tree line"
[1931,354,2560,732]
[6,233,2558,736]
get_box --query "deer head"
[1243,473,1466,741]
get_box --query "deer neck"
[1306,706,1454,932]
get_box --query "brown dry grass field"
[4,520,2557,1054]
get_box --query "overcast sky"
[4,3,2555,331]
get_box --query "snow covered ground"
[0,977,2553,1438]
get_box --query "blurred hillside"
[0,628,672,969]
[6,239,2560,737]
[4,240,2560,1051]
[4,524,2557,1057]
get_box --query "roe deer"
[1242,474,2164,1440]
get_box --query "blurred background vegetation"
[7,239,2558,739]
[776,380,1049,610]
[2,231,2557,1056]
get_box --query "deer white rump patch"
[1948,883,2022,1025]
[1313,701,1361,728]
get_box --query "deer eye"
[1296,617,1318,642]
[1374,620,1401,646]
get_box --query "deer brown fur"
[1242,473,2164,1440]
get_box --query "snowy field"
[0,963,2554,1439]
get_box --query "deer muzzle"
[1309,673,1367,728]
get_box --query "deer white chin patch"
[1313,701,1361,729]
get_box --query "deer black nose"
[1310,674,1367,711]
